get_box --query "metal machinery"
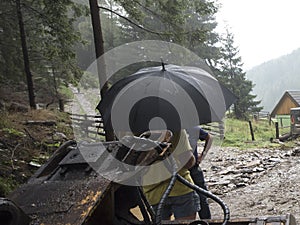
[290,107,300,135]
[0,137,297,225]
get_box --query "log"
[24,120,56,126]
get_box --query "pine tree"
[0,0,88,107]
[217,29,262,119]
[111,0,220,53]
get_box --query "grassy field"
[222,117,294,149]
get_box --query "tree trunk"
[89,0,114,141]
[16,0,36,109]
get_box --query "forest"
[0,0,262,119]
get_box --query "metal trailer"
[290,107,300,135]
[0,138,298,225]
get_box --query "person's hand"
[197,152,203,164]
[198,134,213,163]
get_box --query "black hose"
[155,152,230,225]
[136,187,152,225]
[176,174,230,225]
[155,156,178,225]
[138,187,156,222]
[155,172,177,225]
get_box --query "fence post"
[279,118,283,127]
[219,121,225,139]
[248,120,255,141]
[84,114,88,137]
[275,122,279,139]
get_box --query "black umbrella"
[97,64,236,135]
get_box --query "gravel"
[200,146,300,224]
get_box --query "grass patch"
[0,108,75,196]
[0,177,18,197]
[2,128,25,137]
[222,118,295,149]
[0,111,11,129]
[59,85,74,99]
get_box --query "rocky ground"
[201,145,300,224]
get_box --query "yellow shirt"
[142,130,194,205]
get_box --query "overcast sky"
[216,0,300,70]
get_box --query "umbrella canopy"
[97,64,236,135]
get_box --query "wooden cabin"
[270,90,300,118]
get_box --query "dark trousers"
[189,165,211,219]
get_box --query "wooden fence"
[69,113,105,139]
[68,113,225,140]
[250,111,292,140]
[201,122,225,139]
[68,111,294,142]
[252,111,270,121]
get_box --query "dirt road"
[201,145,300,223]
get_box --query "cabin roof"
[270,90,300,117]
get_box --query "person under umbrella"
[96,64,236,221]
[187,126,213,219]
[142,129,201,221]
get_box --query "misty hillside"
[246,48,300,112]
